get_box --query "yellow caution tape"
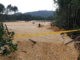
[8,29,80,37]
[8,29,80,39]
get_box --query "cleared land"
[1,21,78,60]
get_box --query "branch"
[65,36,80,45]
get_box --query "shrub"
[51,21,55,27]
[0,22,17,55]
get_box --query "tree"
[0,3,5,14]
[6,4,12,14]
[4,4,18,21]
[12,6,18,14]
[0,3,5,22]
[6,4,18,14]
[53,0,80,29]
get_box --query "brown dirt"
[38,25,44,28]
[1,40,78,60]
[1,21,78,60]
[48,26,65,32]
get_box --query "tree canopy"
[0,3,5,14]
[53,0,80,30]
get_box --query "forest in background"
[0,3,54,22]
[0,14,54,22]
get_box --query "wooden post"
[5,24,9,34]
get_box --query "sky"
[0,0,56,13]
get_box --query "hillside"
[15,10,54,17]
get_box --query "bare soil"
[48,26,65,32]
[1,21,78,60]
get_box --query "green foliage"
[46,16,54,20]
[6,4,18,14]
[12,6,18,13]
[0,4,5,22]
[0,3,54,22]
[0,3,54,21]
[16,14,52,21]
[52,0,80,30]
[0,23,17,55]
[67,31,80,36]
[3,14,54,21]
[67,32,74,36]
[0,3,18,22]
[0,3,5,14]
[77,58,79,60]
[2,47,10,55]
[51,22,55,27]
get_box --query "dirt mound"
[48,26,65,32]
[1,40,78,60]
